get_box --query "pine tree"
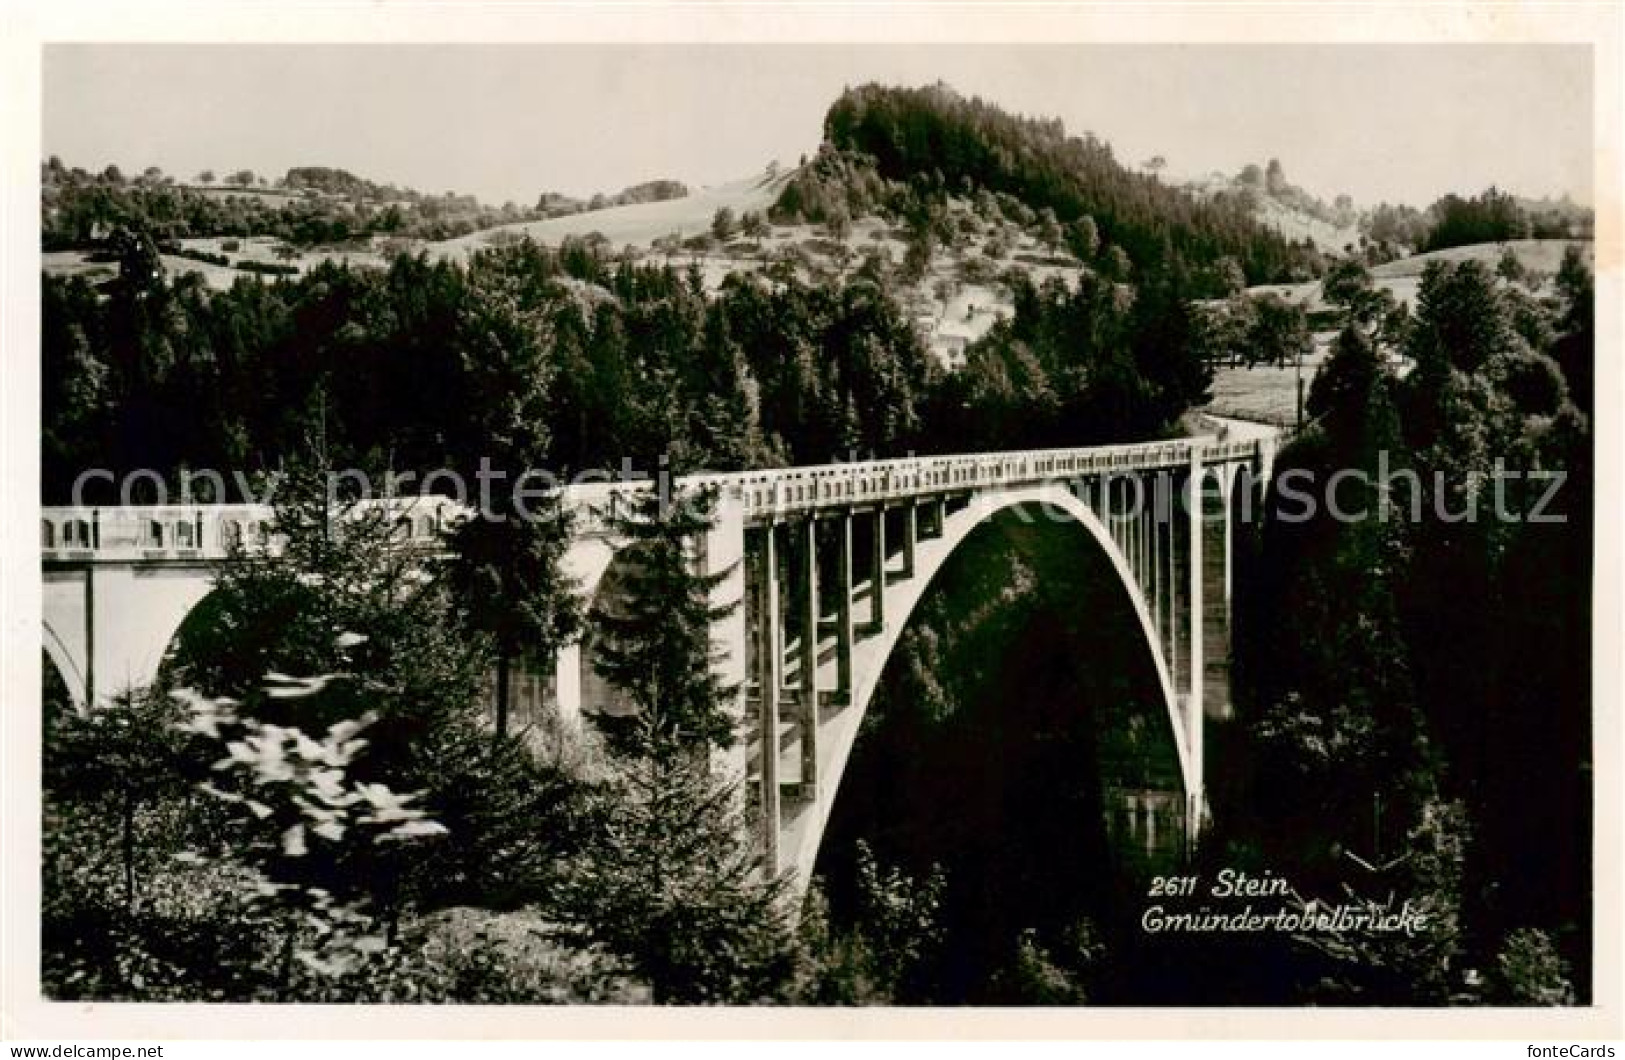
[443,504,579,740]
[589,483,739,760]
[441,246,583,738]
[1307,324,1381,444]
[553,752,796,1002]
[565,482,797,1002]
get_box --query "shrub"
[551,753,798,1003]
[1491,928,1576,1005]
[237,260,299,277]
[175,683,449,988]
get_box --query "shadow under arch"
[157,585,241,694]
[786,481,1194,891]
[42,620,86,710]
[42,646,76,727]
[806,497,1188,1002]
[577,543,649,725]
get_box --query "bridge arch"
[779,481,1193,887]
[577,545,646,722]
[157,585,240,691]
[42,618,86,708]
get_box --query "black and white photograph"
[3,2,1621,1047]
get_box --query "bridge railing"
[39,496,467,563]
[41,432,1274,561]
[718,435,1269,523]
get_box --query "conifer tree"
[568,482,799,1002]
[589,482,738,759]
[554,750,796,1002]
[441,247,582,738]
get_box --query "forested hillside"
[45,85,1282,503]
[1223,248,1595,1002]
[783,83,1320,288]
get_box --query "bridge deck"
[40,432,1272,562]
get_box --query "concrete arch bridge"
[42,421,1276,891]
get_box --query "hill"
[803,83,1318,286]
[1369,238,1591,279]
[435,171,788,259]
[431,163,1086,367]
[40,84,1336,368]
[1176,160,1359,254]
[1242,238,1593,315]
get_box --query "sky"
[43,43,1593,210]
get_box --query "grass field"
[1203,359,1326,428]
[1203,242,1590,429]
[433,170,794,259]
[1369,238,1590,279]
[1244,239,1589,315]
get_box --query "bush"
[170,247,230,267]
[711,207,736,242]
[237,259,299,277]
[43,847,285,1001]
[388,906,648,1003]
[1491,928,1576,1005]
[551,753,798,1003]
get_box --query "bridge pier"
[1186,453,1206,847]
[754,522,783,873]
[553,643,582,728]
[901,502,917,579]
[869,506,886,631]
[834,512,854,702]
[43,561,218,708]
[1201,467,1236,726]
[1148,480,1162,645]
[797,517,821,801]
[703,486,750,791]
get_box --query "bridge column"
[706,487,749,779]
[1105,475,1116,527]
[1201,468,1235,725]
[901,502,917,579]
[869,506,886,632]
[553,644,582,728]
[1224,467,1236,609]
[1149,481,1162,642]
[1125,482,1136,582]
[1165,475,1182,704]
[1137,494,1150,588]
[798,517,820,799]
[1109,477,1122,552]
[1125,480,1135,573]
[1133,499,1142,586]
[1134,486,1148,590]
[1186,454,1206,849]
[755,524,782,873]
[834,510,854,703]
